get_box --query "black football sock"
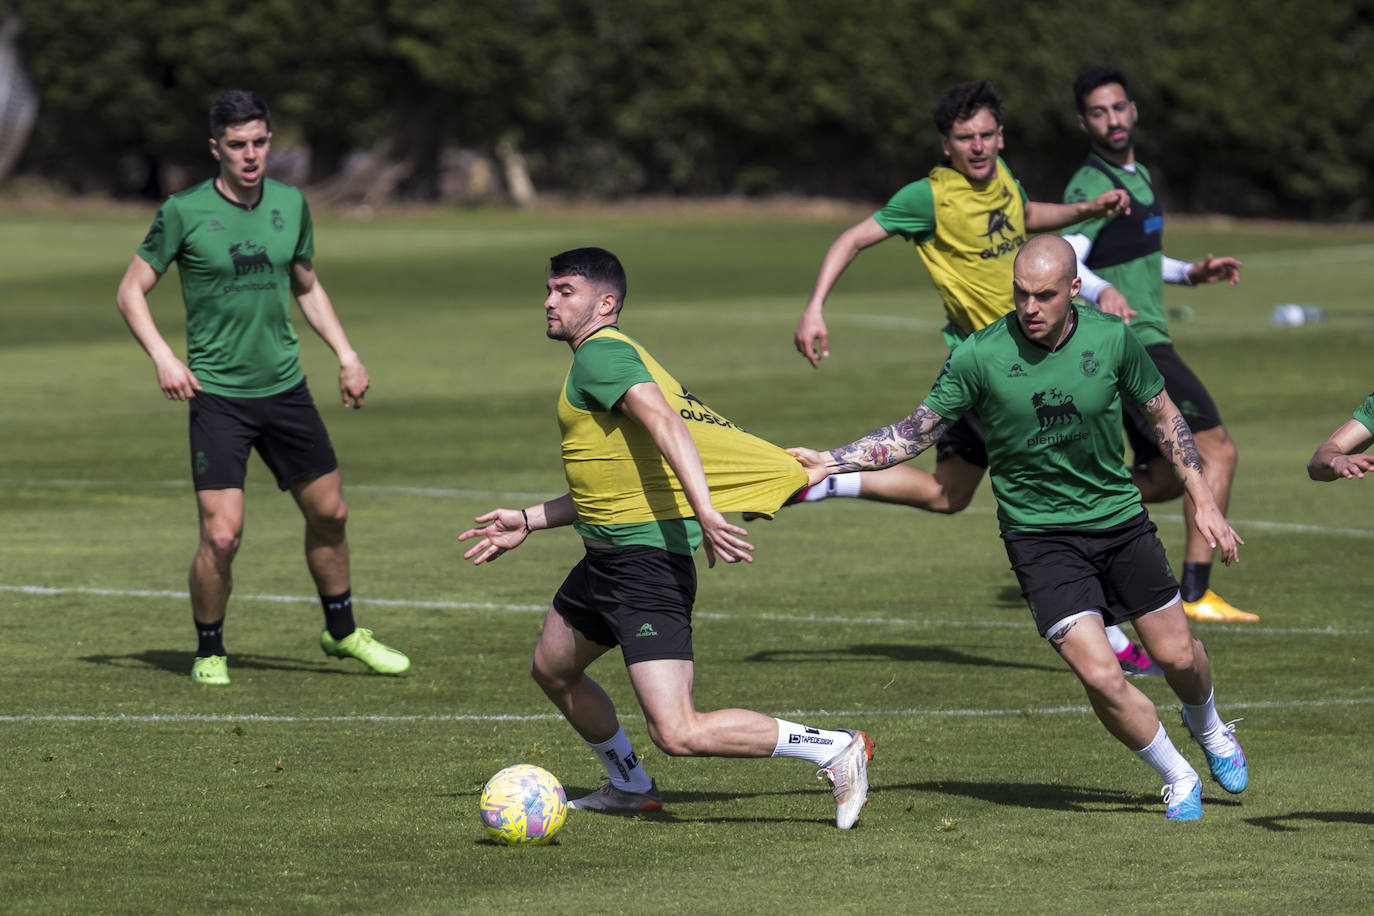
[195,617,225,657]
[1181,562,1211,604]
[322,589,356,641]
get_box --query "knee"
[199,523,241,567]
[1150,636,1204,678]
[645,721,698,758]
[1076,657,1131,702]
[307,496,349,536]
[1202,431,1238,474]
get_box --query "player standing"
[1060,65,1254,623]
[115,89,408,685]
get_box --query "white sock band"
[771,719,853,765]
[588,727,653,792]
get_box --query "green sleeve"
[1119,324,1167,406]
[295,194,315,262]
[1353,393,1374,432]
[135,198,185,274]
[873,179,936,242]
[568,336,655,412]
[923,343,979,421]
[1060,166,1116,240]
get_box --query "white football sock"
[1181,689,1234,755]
[803,474,861,501]
[1133,723,1197,788]
[1105,625,1131,654]
[588,727,653,792]
[770,719,854,764]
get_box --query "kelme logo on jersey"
[1007,362,1029,378]
[229,240,273,275]
[1079,350,1100,377]
[271,209,285,231]
[674,385,735,429]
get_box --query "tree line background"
[7,0,1374,218]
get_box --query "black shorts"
[188,379,338,491]
[1123,344,1223,467]
[935,409,989,469]
[552,545,696,665]
[1001,512,1180,638]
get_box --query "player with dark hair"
[460,248,873,829]
[787,81,1159,675]
[1061,65,1254,623]
[1307,392,1374,481]
[115,89,408,685]
[791,236,1248,820]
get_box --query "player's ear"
[209,138,220,161]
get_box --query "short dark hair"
[209,89,271,138]
[548,247,627,308]
[932,81,1003,134]
[1073,66,1131,114]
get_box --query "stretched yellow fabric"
[559,328,808,524]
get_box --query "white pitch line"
[3,696,1370,726]
[2,583,1371,637]
[4,478,1372,540]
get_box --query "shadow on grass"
[893,779,1244,814]
[1244,811,1374,832]
[744,644,1059,672]
[78,649,351,678]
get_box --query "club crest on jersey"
[1079,350,1100,377]
[271,209,285,231]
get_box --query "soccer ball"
[479,764,568,845]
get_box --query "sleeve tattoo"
[1144,392,1204,475]
[826,403,952,471]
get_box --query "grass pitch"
[2,203,1373,913]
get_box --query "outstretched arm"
[1139,388,1242,564]
[1025,189,1129,232]
[115,255,202,400]
[618,381,754,567]
[291,259,369,408]
[459,493,578,565]
[1307,419,1374,481]
[789,403,952,486]
[795,216,894,368]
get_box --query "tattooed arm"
[1139,388,1243,565]
[788,403,953,486]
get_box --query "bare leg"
[627,659,779,757]
[190,488,245,624]
[291,470,350,595]
[1130,602,1213,706]
[1050,614,1164,749]
[530,606,620,743]
[853,456,986,514]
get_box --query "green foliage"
[10,0,1374,214]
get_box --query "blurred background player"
[1060,65,1254,623]
[1307,391,1374,481]
[787,81,1156,674]
[115,89,409,685]
[460,248,872,829]
[791,236,1248,820]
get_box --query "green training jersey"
[1062,159,1170,347]
[1354,392,1374,434]
[137,178,314,397]
[924,307,1165,532]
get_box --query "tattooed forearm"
[1146,394,1204,477]
[827,403,951,471]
